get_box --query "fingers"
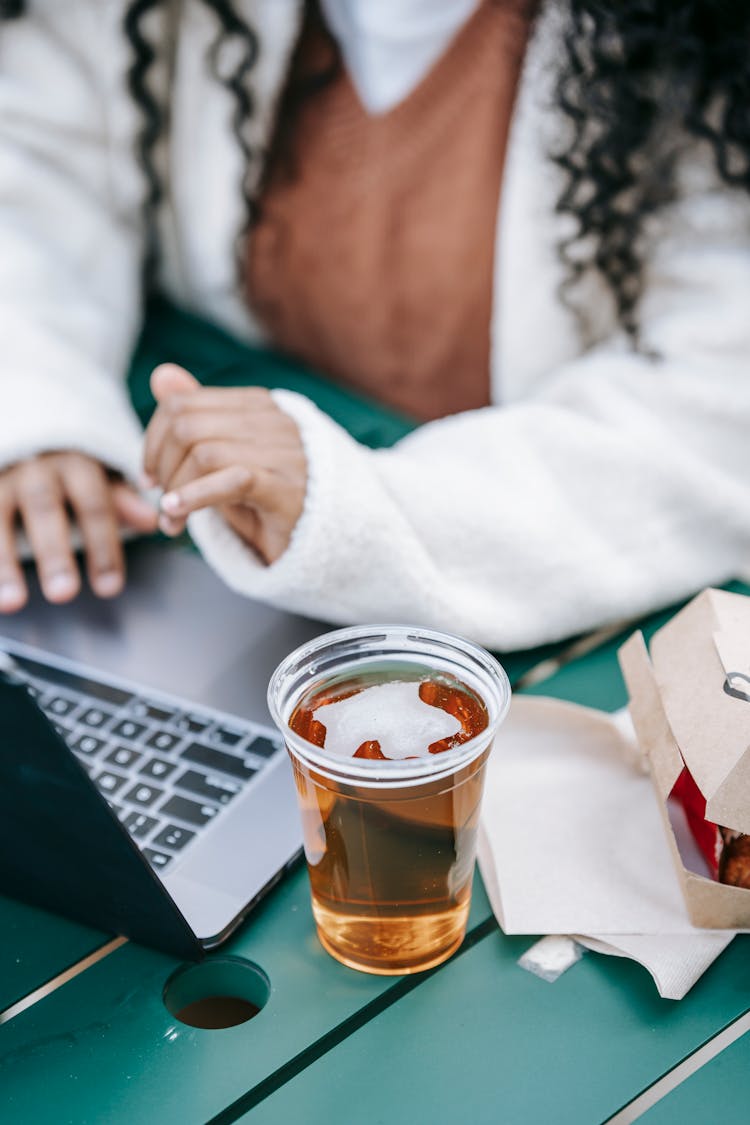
[150,362,201,404]
[0,490,27,613]
[141,373,306,564]
[0,454,160,611]
[143,365,202,487]
[15,461,80,604]
[111,482,159,532]
[148,412,250,492]
[151,362,271,413]
[160,465,255,533]
[158,463,284,546]
[142,374,274,488]
[150,407,293,493]
[61,456,125,598]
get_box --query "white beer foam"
[313,681,461,760]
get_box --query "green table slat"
[246,931,750,1125]
[0,868,493,1124]
[641,1028,750,1123]
[0,896,106,1012]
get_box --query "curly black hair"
[1,0,261,285]
[113,0,335,288]
[122,0,167,285]
[553,0,750,342]
[122,0,262,285]
[3,0,750,338]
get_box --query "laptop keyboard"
[8,652,284,875]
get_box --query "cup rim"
[267,623,511,786]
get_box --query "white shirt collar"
[319,0,481,114]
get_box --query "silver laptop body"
[0,541,324,946]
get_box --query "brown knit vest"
[247,2,529,422]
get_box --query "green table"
[1,574,748,1124]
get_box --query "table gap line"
[603,1009,750,1125]
[205,915,500,1125]
[513,621,629,692]
[0,936,128,1026]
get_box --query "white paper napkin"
[477,695,736,999]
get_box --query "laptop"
[0,543,321,960]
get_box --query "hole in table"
[164,957,270,1029]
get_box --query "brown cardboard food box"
[618,588,750,929]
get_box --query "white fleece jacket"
[2,1,750,649]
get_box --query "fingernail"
[0,582,24,610]
[159,513,183,537]
[93,571,123,598]
[160,491,181,515]
[45,573,78,602]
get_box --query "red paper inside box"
[670,766,722,879]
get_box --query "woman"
[1,1,749,649]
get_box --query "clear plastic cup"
[268,625,510,975]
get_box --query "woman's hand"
[0,452,159,613]
[143,365,308,565]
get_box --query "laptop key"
[105,745,142,770]
[111,719,147,742]
[181,741,256,780]
[44,695,77,718]
[123,782,164,808]
[79,706,115,729]
[212,726,243,748]
[145,730,181,755]
[129,700,175,724]
[94,770,128,796]
[160,795,219,827]
[247,736,280,760]
[139,757,177,781]
[175,714,210,735]
[123,812,158,839]
[143,849,172,871]
[175,769,244,806]
[152,824,196,852]
[71,733,107,757]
